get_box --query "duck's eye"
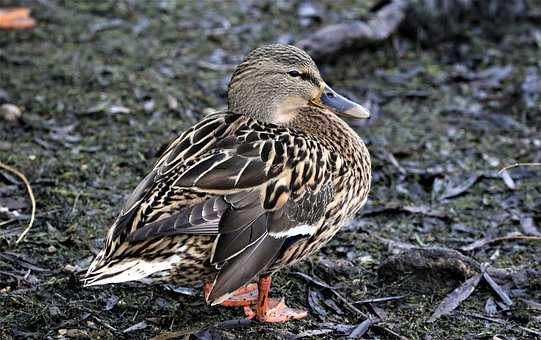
[287,70,301,77]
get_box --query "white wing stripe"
[269,224,315,238]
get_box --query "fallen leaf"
[438,174,481,201]
[104,294,119,311]
[483,272,513,306]
[520,298,541,310]
[323,298,344,315]
[485,297,497,316]
[0,8,35,29]
[123,321,147,333]
[319,322,355,333]
[308,290,328,318]
[428,273,482,322]
[58,329,90,338]
[368,303,388,320]
[296,329,334,338]
[521,67,541,108]
[348,318,379,338]
[164,285,197,296]
[500,170,516,190]
[520,216,541,236]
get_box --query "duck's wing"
[103,112,244,245]
[124,113,335,301]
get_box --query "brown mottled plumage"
[84,44,371,322]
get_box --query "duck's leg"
[204,282,258,307]
[244,275,308,323]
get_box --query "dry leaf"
[348,318,379,338]
[500,170,516,190]
[520,216,541,236]
[428,274,482,322]
[483,272,513,306]
[0,8,35,29]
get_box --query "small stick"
[0,161,36,244]
[498,162,541,174]
[354,295,405,305]
[461,235,541,251]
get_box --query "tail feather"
[83,251,181,287]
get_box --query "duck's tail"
[83,248,181,287]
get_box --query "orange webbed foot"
[204,282,258,307]
[206,275,307,323]
[244,297,308,323]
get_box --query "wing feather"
[208,232,285,303]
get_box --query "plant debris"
[0,7,35,29]
[0,161,36,244]
[428,273,483,322]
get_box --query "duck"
[84,44,371,323]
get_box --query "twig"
[460,311,506,324]
[354,295,405,305]
[461,235,541,251]
[293,271,367,317]
[0,208,60,228]
[374,325,410,340]
[91,315,117,332]
[0,161,36,244]
[70,191,81,215]
[460,312,541,336]
[0,218,17,227]
[498,162,541,174]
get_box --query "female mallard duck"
[84,44,371,323]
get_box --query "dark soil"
[1,1,540,339]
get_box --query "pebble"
[0,103,22,124]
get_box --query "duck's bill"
[313,85,370,119]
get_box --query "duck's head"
[227,44,369,125]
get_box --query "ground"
[1,1,540,339]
